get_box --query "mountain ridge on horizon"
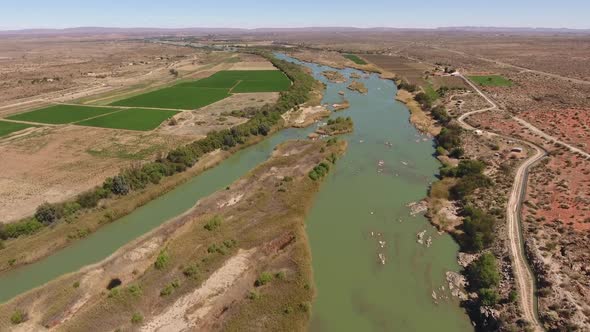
[1,26,589,36]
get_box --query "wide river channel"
[0,54,471,331]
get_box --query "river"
[0,54,471,331]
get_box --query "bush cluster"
[308,162,330,181]
[468,252,501,306]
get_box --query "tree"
[169,68,179,77]
[479,288,499,306]
[35,203,62,224]
[468,253,500,289]
[456,160,486,177]
[111,175,130,195]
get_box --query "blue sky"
[1,0,587,30]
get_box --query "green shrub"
[73,281,80,288]
[183,264,199,279]
[449,147,464,158]
[160,284,174,296]
[35,203,62,224]
[468,253,500,290]
[10,309,26,325]
[108,288,120,298]
[131,312,143,324]
[450,174,492,200]
[309,162,330,181]
[456,160,486,177]
[160,280,180,296]
[154,250,170,270]
[127,284,142,297]
[479,288,499,306]
[204,215,222,231]
[508,290,518,302]
[436,146,447,156]
[207,243,226,255]
[0,219,43,239]
[437,126,462,150]
[255,272,273,286]
[431,106,451,124]
[247,290,260,300]
[460,207,496,251]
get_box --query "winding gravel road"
[454,72,545,331]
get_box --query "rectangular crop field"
[111,70,290,110]
[179,70,291,92]
[343,54,368,65]
[76,108,179,131]
[6,105,116,124]
[468,75,513,87]
[110,87,231,110]
[0,121,36,137]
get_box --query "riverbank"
[0,52,325,273]
[395,89,441,136]
[0,139,347,331]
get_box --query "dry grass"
[0,139,347,331]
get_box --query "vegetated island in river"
[321,70,347,83]
[347,81,368,94]
[315,116,354,136]
[0,138,347,331]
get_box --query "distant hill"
[1,26,588,37]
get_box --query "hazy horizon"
[2,0,588,30]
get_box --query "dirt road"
[455,72,544,331]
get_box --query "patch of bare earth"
[0,125,192,222]
[523,155,590,329]
[158,92,278,137]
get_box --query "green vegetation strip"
[343,54,367,65]
[6,105,116,124]
[0,121,37,137]
[468,75,513,87]
[76,108,180,131]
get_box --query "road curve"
[454,73,544,331]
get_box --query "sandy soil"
[0,39,200,115]
[158,93,278,138]
[141,249,256,331]
[0,125,192,222]
[281,105,330,128]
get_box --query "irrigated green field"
[110,86,230,110]
[343,54,368,65]
[179,70,291,92]
[468,75,513,87]
[2,69,292,133]
[0,121,36,137]
[76,108,179,131]
[6,105,116,124]
[112,70,291,110]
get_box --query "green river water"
[0,54,471,331]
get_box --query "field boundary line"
[0,118,55,127]
[55,102,191,112]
